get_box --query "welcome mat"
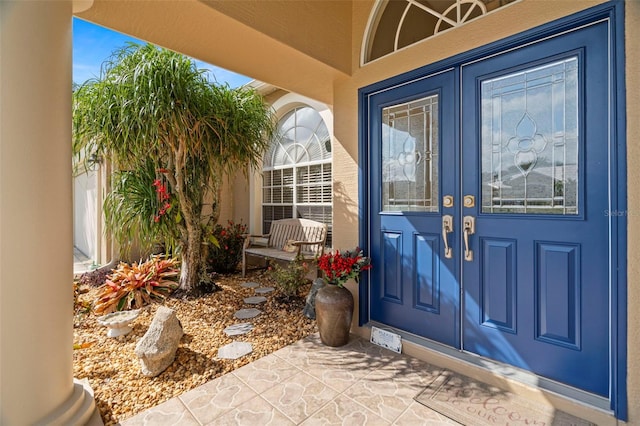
[414,370,595,426]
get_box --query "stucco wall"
[73,171,98,260]
[625,0,639,421]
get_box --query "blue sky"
[72,18,252,88]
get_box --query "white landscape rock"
[135,306,183,377]
[217,341,253,359]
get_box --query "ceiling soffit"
[75,0,353,104]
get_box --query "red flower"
[316,248,372,287]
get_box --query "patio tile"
[392,401,459,425]
[178,373,258,424]
[343,336,402,361]
[260,371,339,423]
[301,394,391,425]
[232,354,301,393]
[342,372,422,422]
[302,360,371,393]
[118,397,198,426]
[207,395,294,426]
[364,355,443,391]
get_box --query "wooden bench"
[242,218,327,277]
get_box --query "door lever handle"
[442,215,453,259]
[463,216,475,261]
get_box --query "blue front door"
[368,20,610,397]
[369,70,459,347]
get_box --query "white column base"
[36,379,102,426]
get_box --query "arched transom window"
[364,0,519,63]
[262,106,332,245]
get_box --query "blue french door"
[461,21,609,397]
[369,20,610,397]
[369,70,460,348]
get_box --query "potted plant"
[315,248,372,346]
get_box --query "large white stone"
[135,306,183,377]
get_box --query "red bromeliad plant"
[316,248,372,288]
[93,255,180,315]
[152,177,172,223]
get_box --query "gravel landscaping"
[73,269,317,425]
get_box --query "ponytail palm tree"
[73,43,274,293]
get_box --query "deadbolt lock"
[443,195,454,208]
[464,195,475,208]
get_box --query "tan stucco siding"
[625,0,639,421]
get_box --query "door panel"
[461,21,609,396]
[369,70,459,348]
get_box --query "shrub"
[78,267,111,287]
[269,254,311,298]
[206,220,247,273]
[93,255,179,315]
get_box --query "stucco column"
[0,1,96,423]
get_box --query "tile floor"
[118,333,459,425]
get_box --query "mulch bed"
[73,269,317,425]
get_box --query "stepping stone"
[241,282,260,288]
[255,287,275,294]
[217,341,253,360]
[244,296,267,304]
[234,308,262,319]
[223,323,254,336]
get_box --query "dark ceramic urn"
[314,284,354,347]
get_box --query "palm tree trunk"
[179,215,203,292]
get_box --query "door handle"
[442,215,453,259]
[463,215,475,261]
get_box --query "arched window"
[363,0,519,63]
[262,106,332,245]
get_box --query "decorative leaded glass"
[480,57,579,214]
[365,0,519,63]
[382,95,439,212]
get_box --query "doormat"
[414,370,595,426]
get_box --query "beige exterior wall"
[625,0,639,420]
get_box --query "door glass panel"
[481,57,578,214]
[382,95,439,212]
